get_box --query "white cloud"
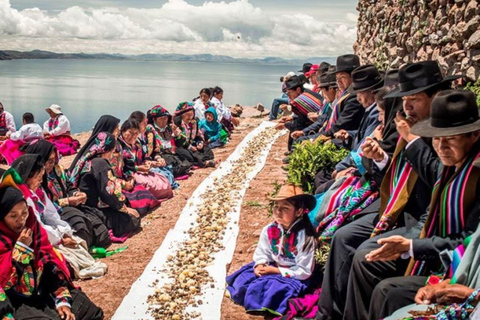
[0,0,357,58]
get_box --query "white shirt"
[210,96,232,122]
[0,111,16,135]
[43,114,71,136]
[253,221,315,280]
[26,188,73,246]
[193,99,207,121]
[9,123,44,141]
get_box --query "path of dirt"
[58,108,290,320]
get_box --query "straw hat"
[267,184,316,211]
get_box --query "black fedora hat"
[348,65,384,94]
[298,63,312,74]
[285,75,304,90]
[318,62,331,73]
[372,69,399,93]
[411,90,480,138]
[318,73,337,88]
[334,54,360,74]
[385,61,460,98]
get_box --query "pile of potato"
[147,127,278,320]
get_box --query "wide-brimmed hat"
[285,75,304,90]
[411,90,480,138]
[305,64,319,77]
[334,54,360,74]
[298,63,313,74]
[385,61,460,98]
[318,73,337,89]
[348,65,384,94]
[267,184,316,211]
[46,104,62,115]
[318,62,331,74]
[373,69,399,93]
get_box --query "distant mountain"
[0,50,334,65]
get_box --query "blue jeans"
[269,96,289,120]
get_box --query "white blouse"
[9,123,44,141]
[43,114,71,136]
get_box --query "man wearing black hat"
[319,54,364,139]
[362,90,480,320]
[339,62,461,320]
[315,61,454,320]
[290,72,337,142]
[275,75,323,152]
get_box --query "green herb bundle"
[287,140,349,194]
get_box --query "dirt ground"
[58,108,289,320]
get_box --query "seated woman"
[198,107,227,149]
[226,184,317,316]
[193,88,214,121]
[0,171,104,320]
[23,139,111,248]
[43,104,80,156]
[173,102,216,168]
[70,115,160,218]
[0,113,43,165]
[118,118,173,202]
[0,102,16,141]
[69,132,141,238]
[12,154,107,280]
[211,86,240,133]
[144,106,191,177]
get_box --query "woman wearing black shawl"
[23,139,111,248]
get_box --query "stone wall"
[354,0,480,81]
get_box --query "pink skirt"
[0,139,26,165]
[45,134,81,156]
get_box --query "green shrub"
[287,141,349,194]
[465,81,480,106]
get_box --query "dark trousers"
[269,97,289,120]
[369,276,427,320]
[11,289,103,320]
[343,228,410,320]
[316,212,379,320]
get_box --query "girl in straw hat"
[226,184,317,316]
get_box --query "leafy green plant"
[465,81,480,106]
[266,180,282,217]
[287,141,349,194]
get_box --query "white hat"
[284,71,296,80]
[46,104,62,114]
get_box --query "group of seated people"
[227,55,480,320]
[0,86,240,319]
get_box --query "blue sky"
[1,0,358,58]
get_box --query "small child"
[226,184,317,315]
[198,107,226,149]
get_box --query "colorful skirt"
[0,139,26,165]
[45,134,80,156]
[226,262,308,316]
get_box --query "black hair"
[213,86,223,96]
[121,118,140,133]
[28,159,45,179]
[129,111,146,123]
[23,112,34,124]
[285,198,317,253]
[199,88,212,97]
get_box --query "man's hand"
[334,129,350,141]
[361,137,385,162]
[18,228,33,247]
[290,131,305,139]
[414,281,450,304]
[365,236,411,262]
[394,111,418,143]
[275,123,286,130]
[435,284,475,305]
[335,167,355,180]
[307,112,319,122]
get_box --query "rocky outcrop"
[354,0,480,81]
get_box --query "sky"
[0,0,358,59]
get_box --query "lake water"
[0,59,333,133]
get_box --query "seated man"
[275,75,323,152]
[43,104,80,156]
[269,72,294,121]
[347,90,480,320]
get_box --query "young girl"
[193,88,214,121]
[226,184,317,316]
[198,107,226,149]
